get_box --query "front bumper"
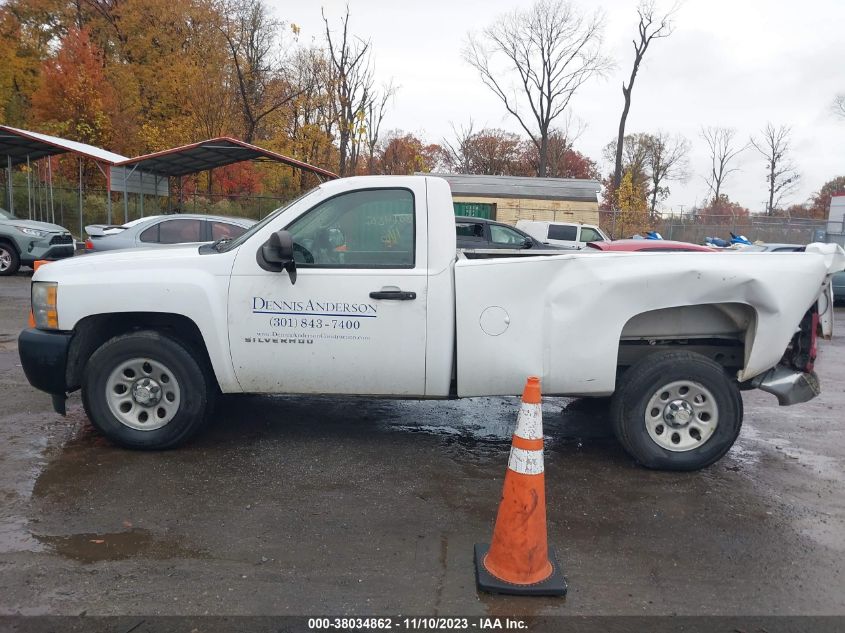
[18,328,71,413]
[20,244,75,265]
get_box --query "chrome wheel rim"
[645,380,718,452]
[105,358,181,431]
[0,247,11,272]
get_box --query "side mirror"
[257,230,297,284]
[522,237,533,249]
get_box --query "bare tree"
[834,94,845,118]
[750,123,800,215]
[644,131,689,214]
[611,1,678,194]
[701,126,744,205]
[440,121,477,174]
[463,0,610,177]
[364,83,395,174]
[218,0,306,143]
[323,7,377,176]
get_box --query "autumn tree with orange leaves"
[30,27,116,148]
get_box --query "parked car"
[18,175,845,472]
[0,206,75,276]
[85,214,255,252]
[587,239,715,253]
[455,216,559,250]
[515,220,609,250]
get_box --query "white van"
[515,220,609,250]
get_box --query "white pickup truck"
[18,176,845,470]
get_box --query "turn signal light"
[32,282,59,330]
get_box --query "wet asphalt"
[1,271,844,617]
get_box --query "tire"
[81,330,215,449]
[610,350,743,471]
[0,242,21,276]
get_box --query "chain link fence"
[3,179,293,238]
[599,211,837,245]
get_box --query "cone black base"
[473,543,567,596]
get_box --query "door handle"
[369,290,417,300]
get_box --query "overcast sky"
[274,0,845,212]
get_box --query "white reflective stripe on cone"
[508,447,545,475]
[514,403,543,440]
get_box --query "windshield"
[219,186,320,252]
[0,207,12,219]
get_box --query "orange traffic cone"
[474,376,567,596]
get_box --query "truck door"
[227,185,428,395]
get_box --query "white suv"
[515,220,609,250]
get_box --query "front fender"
[32,249,241,392]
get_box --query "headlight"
[32,282,59,329]
[17,226,47,238]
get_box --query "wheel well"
[617,303,756,376]
[66,312,215,391]
[0,237,20,254]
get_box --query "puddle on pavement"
[0,411,52,554]
[205,394,622,469]
[34,528,207,564]
[372,396,612,442]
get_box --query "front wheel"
[82,331,214,449]
[610,351,743,471]
[0,242,20,276]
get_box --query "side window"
[579,227,603,242]
[210,221,247,241]
[547,224,577,241]
[490,224,528,245]
[139,224,159,243]
[456,223,485,239]
[286,189,415,268]
[158,219,203,244]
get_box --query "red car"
[587,239,715,252]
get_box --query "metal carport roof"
[0,125,127,165]
[116,137,338,180]
[429,173,601,202]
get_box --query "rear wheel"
[0,242,20,276]
[82,330,214,449]
[610,351,743,471]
